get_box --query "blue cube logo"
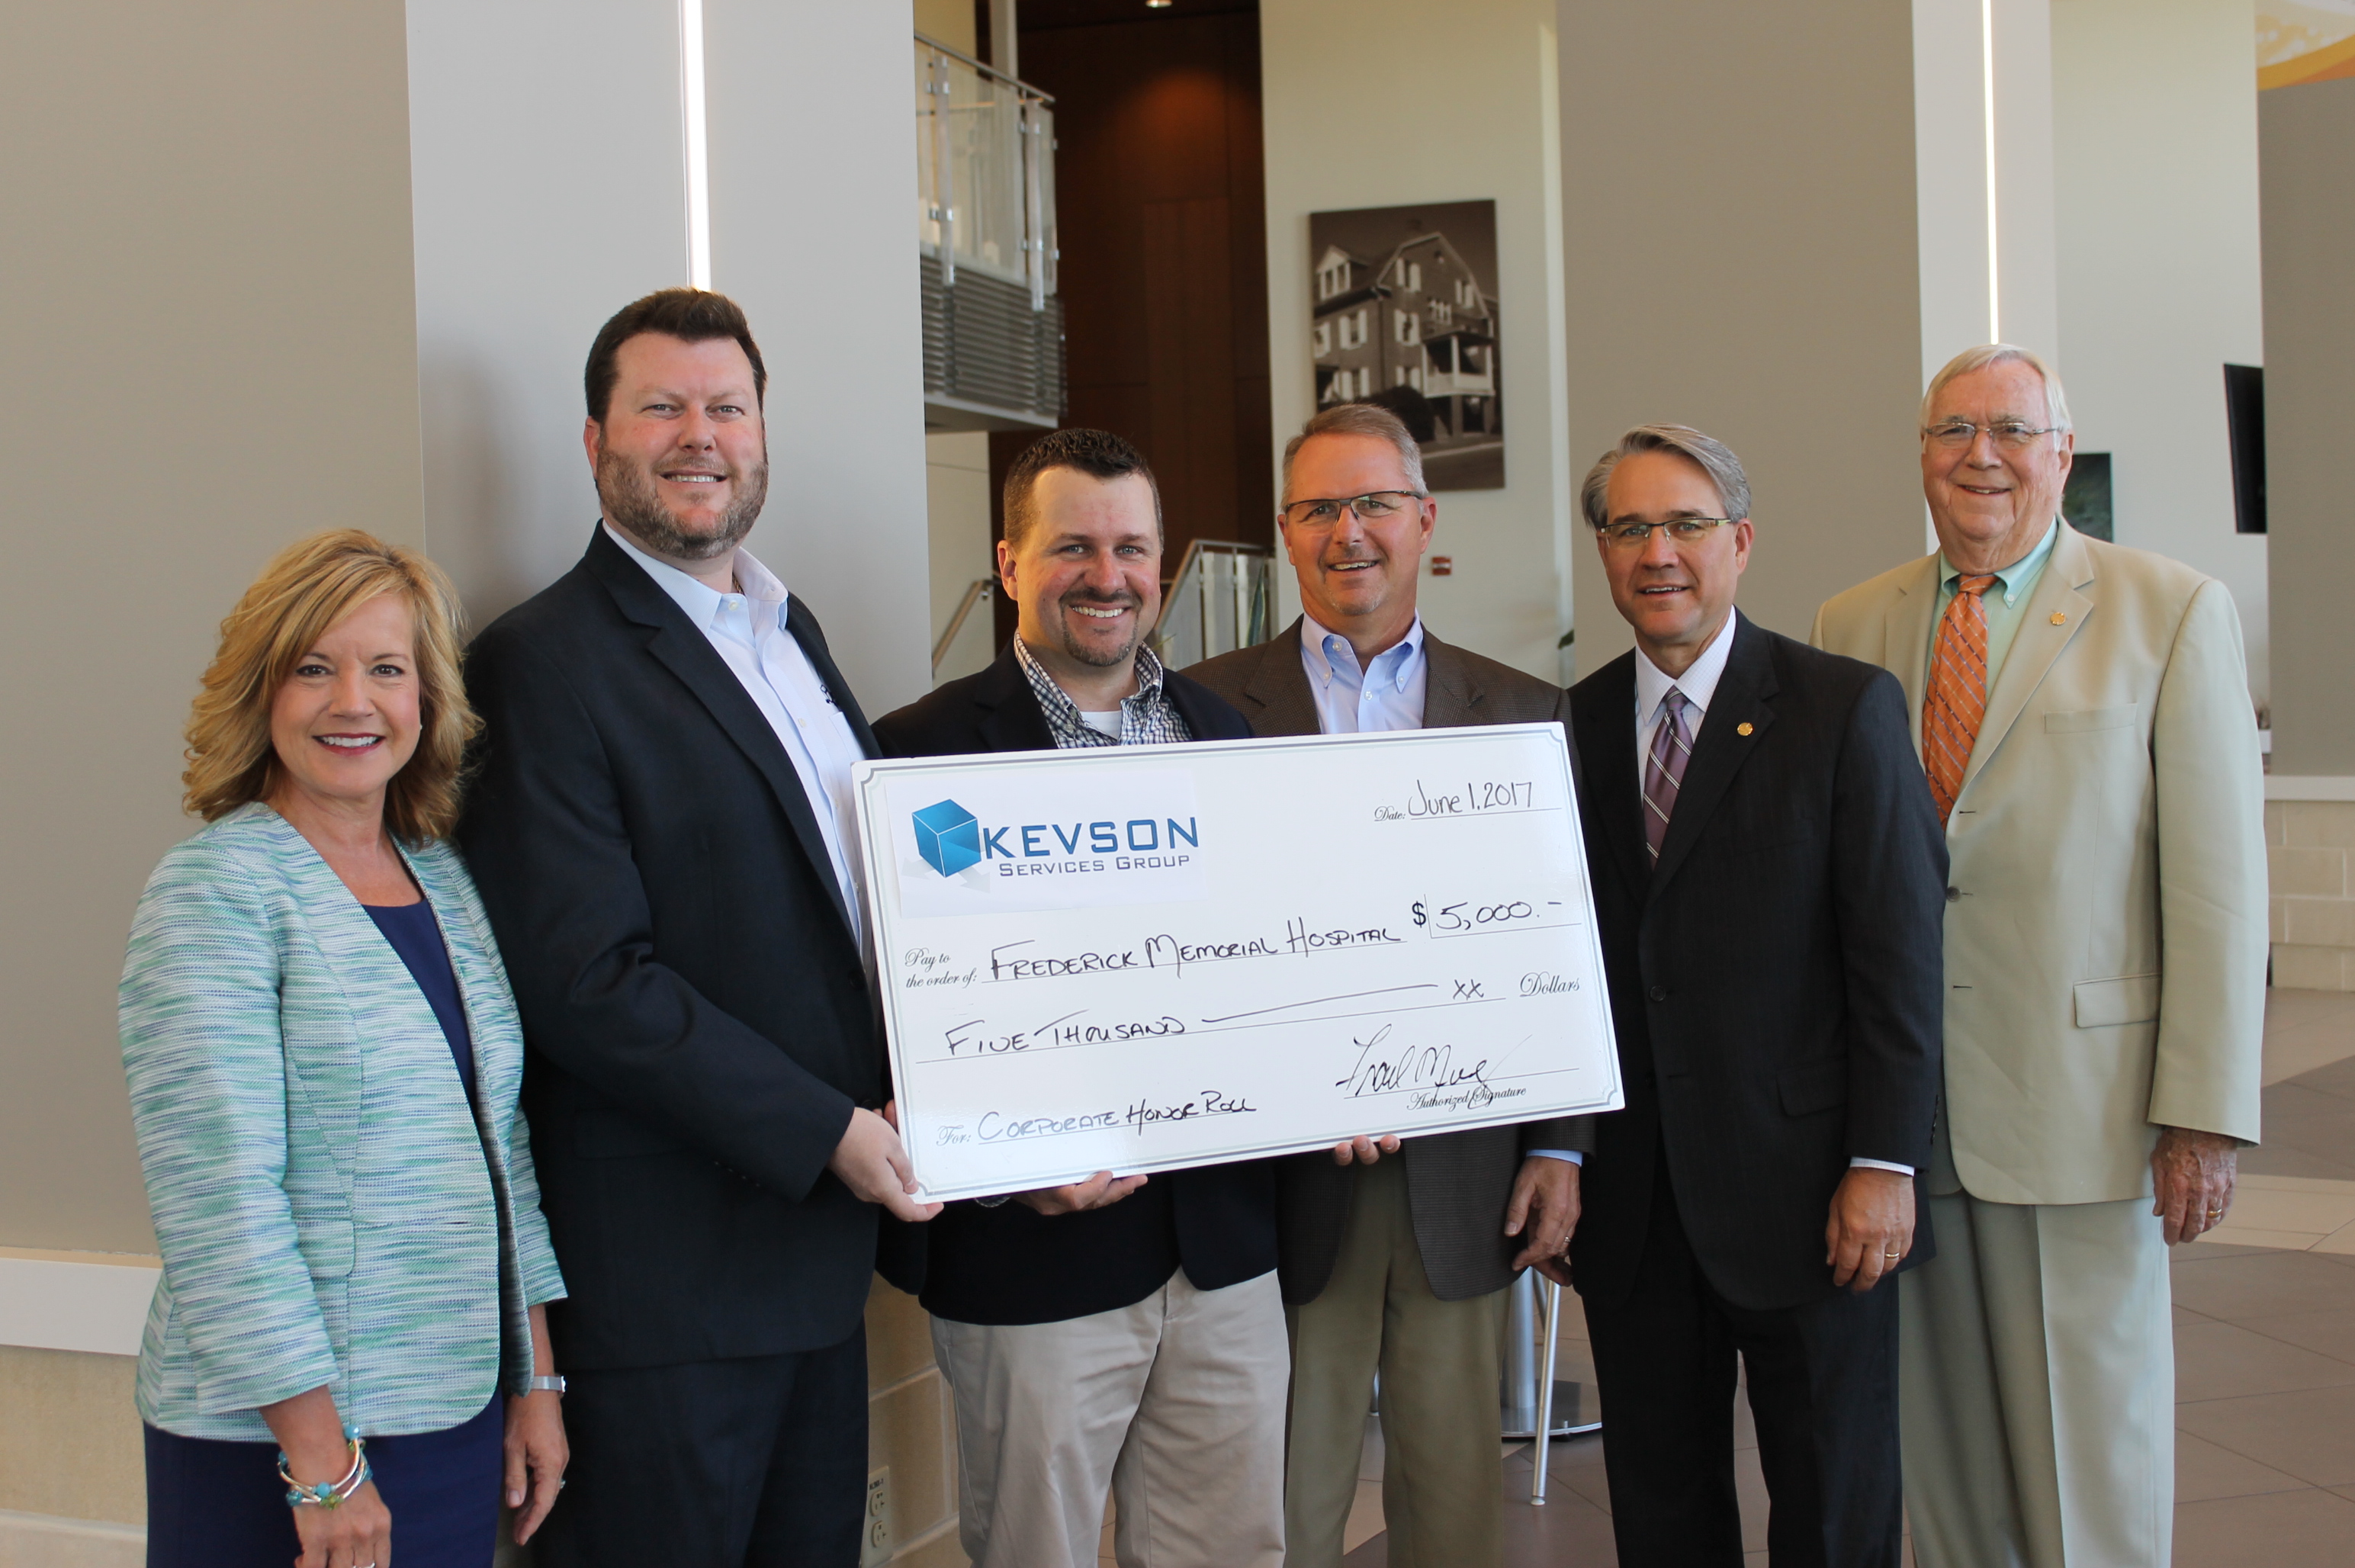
[912,799,982,877]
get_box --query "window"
[1357,308,1370,345]
[1431,300,1452,326]
[1409,365,1423,392]
[1395,259,1422,291]
[1312,321,1332,357]
[1317,261,1347,301]
[1394,310,1420,345]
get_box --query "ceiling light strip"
[681,0,712,290]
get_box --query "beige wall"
[2052,0,2267,701]
[0,0,424,1256]
[2261,76,2355,775]
[1558,0,1926,670]
[1261,0,1579,683]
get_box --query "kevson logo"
[888,770,1210,917]
[910,798,1200,880]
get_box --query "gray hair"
[1921,343,2074,438]
[1280,403,1426,501]
[1579,423,1752,531]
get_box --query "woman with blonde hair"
[121,530,567,1568]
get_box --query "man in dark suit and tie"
[1565,423,1946,1566]
[871,428,1284,1568]
[1187,403,1589,1568]
[459,289,939,1566]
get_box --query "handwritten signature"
[1335,1023,1490,1099]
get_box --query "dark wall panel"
[991,5,1271,646]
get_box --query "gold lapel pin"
[1737,721,1754,736]
[2050,611,2067,625]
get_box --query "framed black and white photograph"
[1308,198,1503,490]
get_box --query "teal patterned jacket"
[120,803,565,1441]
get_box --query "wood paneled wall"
[987,2,1271,643]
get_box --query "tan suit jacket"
[1810,523,2264,1205]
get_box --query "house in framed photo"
[1310,229,1500,460]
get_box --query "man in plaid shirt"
[872,429,1282,1568]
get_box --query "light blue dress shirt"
[1925,517,2061,696]
[604,525,867,935]
[1298,613,1577,1166]
[1298,612,1429,735]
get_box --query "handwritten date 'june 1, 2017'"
[1373,777,1537,822]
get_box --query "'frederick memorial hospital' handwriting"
[988,917,1402,983]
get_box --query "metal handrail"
[913,32,1055,102]
[1150,539,1274,667]
[932,577,996,674]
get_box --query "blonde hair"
[183,530,477,842]
[1280,403,1427,500]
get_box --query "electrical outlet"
[861,1467,893,1566]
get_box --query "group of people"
[119,286,2264,1568]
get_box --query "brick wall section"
[2270,799,2355,990]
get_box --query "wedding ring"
[1882,1248,1904,1258]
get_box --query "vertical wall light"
[1981,0,2000,342]
[680,0,712,289]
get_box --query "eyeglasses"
[1923,419,2064,450]
[1596,517,1738,549]
[1281,490,1426,528]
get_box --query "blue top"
[365,901,476,1106]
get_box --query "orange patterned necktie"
[1923,574,1996,823]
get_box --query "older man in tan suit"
[1812,344,2266,1566]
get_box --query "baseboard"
[0,1508,144,1568]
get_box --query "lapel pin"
[1737,721,1754,736]
[2050,611,2067,625]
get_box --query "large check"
[852,724,1623,1201]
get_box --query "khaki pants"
[932,1268,1288,1568]
[1284,1155,1506,1568]
[1900,1190,2174,1568]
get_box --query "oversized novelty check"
[853,725,1623,1201]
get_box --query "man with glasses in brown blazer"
[1187,403,1589,1568]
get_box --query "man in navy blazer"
[1565,425,1945,1567]
[871,430,1284,1568]
[460,290,937,1566]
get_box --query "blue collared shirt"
[1926,517,2061,696]
[603,524,867,937]
[1298,611,1578,1166]
[1299,612,1428,734]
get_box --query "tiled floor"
[1324,988,2355,1566]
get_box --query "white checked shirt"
[603,525,868,936]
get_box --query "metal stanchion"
[1500,1272,1600,1505]
[1531,1278,1563,1503]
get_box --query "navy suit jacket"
[1566,612,1947,1313]
[461,527,900,1368]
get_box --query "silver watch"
[527,1375,567,1396]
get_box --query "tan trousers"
[1284,1155,1507,1568]
[932,1268,1288,1568]
[1900,1190,2174,1568]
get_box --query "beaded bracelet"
[278,1428,369,1509]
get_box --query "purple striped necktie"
[1643,687,1695,864]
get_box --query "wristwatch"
[527,1375,567,1396]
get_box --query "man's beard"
[1053,596,1145,667]
[596,442,769,561]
